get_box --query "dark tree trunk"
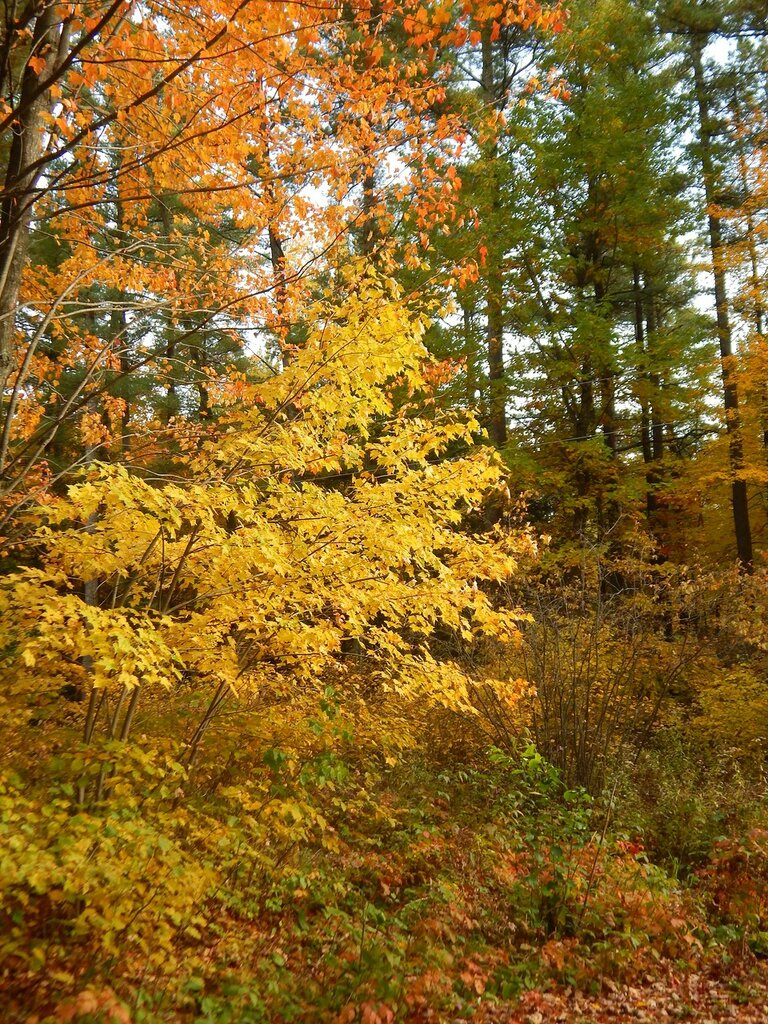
[481,26,507,448]
[691,36,753,572]
[0,5,69,398]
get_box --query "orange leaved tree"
[0,0,558,535]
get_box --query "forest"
[1,0,768,1020]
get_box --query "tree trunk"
[633,266,654,514]
[481,27,507,448]
[0,5,69,397]
[691,36,753,571]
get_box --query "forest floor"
[477,959,768,1023]
[5,735,768,1023]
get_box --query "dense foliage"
[1,0,768,1021]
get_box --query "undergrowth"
[2,690,766,1023]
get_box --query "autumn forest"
[2,0,768,1020]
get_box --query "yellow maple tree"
[2,276,533,787]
